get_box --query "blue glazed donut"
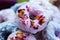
[0,9,17,32]
[0,9,18,40]
[46,21,60,40]
[0,36,4,40]
[46,11,60,40]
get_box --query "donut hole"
[29,15,36,20]
[0,16,6,23]
[29,10,39,20]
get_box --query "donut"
[16,2,54,34]
[7,31,36,40]
[0,9,17,33]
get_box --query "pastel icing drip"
[30,20,38,29]
[33,26,38,29]
[30,15,45,29]
[18,9,25,19]
[22,21,26,25]
[38,15,45,25]
[26,5,30,12]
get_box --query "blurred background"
[0,0,60,10]
[0,0,29,10]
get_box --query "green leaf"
[18,0,29,3]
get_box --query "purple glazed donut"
[7,31,36,40]
[16,2,53,34]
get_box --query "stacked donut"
[0,0,60,40]
[7,1,52,40]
